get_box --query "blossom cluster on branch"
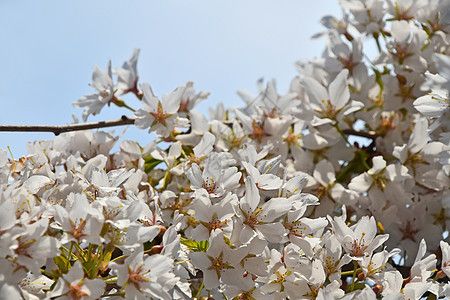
[1,0,450,299]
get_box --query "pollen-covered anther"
[128,265,151,289]
[149,102,168,125]
[203,177,217,193]
[67,283,89,299]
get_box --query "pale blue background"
[0,1,340,157]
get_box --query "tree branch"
[0,116,136,136]
[342,128,378,140]
[0,116,379,140]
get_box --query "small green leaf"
[53,255,69,274]
[82,259,97,278]
[336,150,371,184]
[346,281,366,292]
[143,155,163,173]
[180,237,209,252]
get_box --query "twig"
[342,128,378,140]
[0,116,136,136]
[0,115,378,140]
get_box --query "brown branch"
[0,115,379,140]
[0,115,136,136]
[342,128,378,140]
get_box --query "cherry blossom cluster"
[1,0,450,299]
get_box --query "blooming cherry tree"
[1,0,450,299]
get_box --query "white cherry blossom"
[73,60,116,121]
[110,248,174,299]
[188,230,251,290]
[49,261,105,300]
[328,211,389,259]
[134,83,189,137]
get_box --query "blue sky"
[0,1,340,157]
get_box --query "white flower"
[73,60,115,121]
[409,239,437,283]
[19,272,54,299]
[414,92,449,118]
[440,240,450,278]
[186,152,241,199]
[188,230,251,290]
[110,248,174,299]
[113,48,140,95]
[53,193,104,245]
[242,159,283,191]
[189,190,237,240]
[13,218,61,275]
[386,20,428,72]
[0,258,28,299]
[178,81,210,113]
[302,68,364,125]
[360,248,403,295]
[134,83,189,137]
[49,261,105,300]
[258,249,308,299]
[234,177,291,243]
[349,156,411,193]
[318,233,352,284]
[328,211,389,259]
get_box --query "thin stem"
[7,146,15,160]
[373,33,382,53]
[175,259,191,265]
[67,242,74,270]
[341,268,362,276]
[180,147,189,160]
[40,268,56,279]
[333,124,352,147]
[195,280,204,299]
[0,116,136,136]
[73,242,87,263]
[111,254,128,263]
[350,261,359,292]
[121,103,136,113]
[103,276,118,283]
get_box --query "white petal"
[368,156,386,175]
[193,131,215,158]
[139,83,159,112]
[186,163,204,190]
[408,118,428,154]
[302,76,329,105]
[22,175,54,194]
[0,200,16,230]
[241,177,260,214]
[414,94,448,117]
[391,20,411,44]
[313,160,336,186]
[162,86,184,114]
[329,69,350,109]
[256,174,283,190]
[260,198,291,222]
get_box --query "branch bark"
[0,115,379,140]
[0,116,136,136]
[342,128,378,140]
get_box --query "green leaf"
[143,155,163,173]
[372,67,384,92]
[82,259,97,278]
[336,149,371,184]
[346,281,366,293]
[180,237,209,252]
[53,255,69,274]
